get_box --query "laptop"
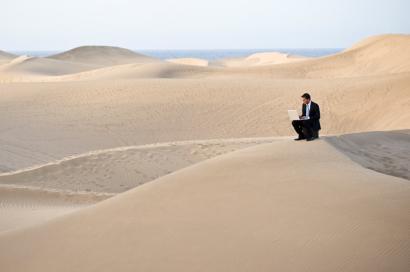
[287,110,300,121]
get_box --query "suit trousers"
[292,119,314,139]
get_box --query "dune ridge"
[0,46,160,80]
[0,50,17,65]
[0,139,408,271]
[249,34,410,78]
[0,50,17,58]
[220,51,308,67]
[2,34,409,82]
[0,56,99,78]
[0,184,113,205]
[0,184,110,233]
[167,57,209,67]
[48,45,158,66]
[1,71,408,172]
[325,130,410,180]
[56,34,410,80]
[0,138,280,232]
[0,137,281,193]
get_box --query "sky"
[1,0,409,50]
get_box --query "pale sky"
[1,0,409,50]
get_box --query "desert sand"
[0,50,17,65]
[0,34,409,271]
[0,139,409,272]
[219,51,308,67]
[47,45,158,66]
[167,57,209,67]
[326,130,410,180]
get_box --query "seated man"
[292,92,321,141]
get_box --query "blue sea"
[12,48,342,60]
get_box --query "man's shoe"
[306,137,315,141]
[294,137,306,141]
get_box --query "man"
[291,93,321,141]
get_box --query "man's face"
[302,97,310,105]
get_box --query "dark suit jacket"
[302,101,321,131]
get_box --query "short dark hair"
[301,93,311,99]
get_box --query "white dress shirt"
[305,101,311,119]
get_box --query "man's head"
[301,93,311,105]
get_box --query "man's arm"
[300,104,306,118]
[309,103,320,120]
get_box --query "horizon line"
[8,47,345,52]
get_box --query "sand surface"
[48,45,158,66]
[0,50,17,65]
[0,138,282,232]
[1,73,409,172]
[0,137,282,193]
[0,139,409,272]
[167,57,209,67]
[0,34,409,271]
[219,52,308,67]
[0,185,108,232]
[326,130,410,180]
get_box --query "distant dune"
[48,45,159,66]
[0,50,17,58]
[0,46,161,80]
[0,50,18,65]
[54,61,215,81]
[241,34,410,78]
[0,56,99,78]
[220,52,308,67]
[166,57,209,67]
[0,50,17,60]
[1,34,409,81]
[56,34,410,80]
[309,34,410,77]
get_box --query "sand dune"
[326,130,410,180]
[54,34,410,80]
[0,55,33,71]
[1,72,409,171]
[0,138,280,232]
[0,46,160,81]
[0,139,408,272]
[0,56,100,80]
[55,61,215,81]
[1,34,409,82]
[237,34,410,78]
[167,57,209,67]
[0,185,110,232]
[220,52,308,67]
[0,138,280,193]
[0,50,17,59]
[61,34,409,80]
[309,34,410,77]
[0,34,409,271]
[48,45,158,66]
[0,50,17,64]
